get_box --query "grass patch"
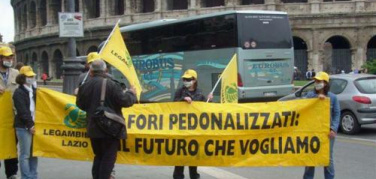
[294,80,309,86]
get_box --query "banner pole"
[207,75,222,103]
[206,54,236,102]
[99,19,121,54]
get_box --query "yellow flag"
[221,54,238,103]
[100,23,142,101]
[0,92,17,159]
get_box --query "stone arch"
[366,36,376,62]
[87,46,98,54]
[142,0,155,13]
[324,35,352,74]
[63,0,80,12]
[41,51,49,76]
[293,36,308,79]
[22,4,27,30]
[17,7,22,32]
[24,53,29,65]
[75,0,80,12]
[201,0,225,7]
[29,1,37,28]
[31,52,38,75]
[281,0,307,3]
[76,49,80,56]
[16,54,22,65]
[51,0,62,24]
[321,32,355,52]
[53,49,64,79]
[240,0,265,5]
[109,0,125,15]
[39,0,47,26]
[85,0,100,18]
[167,0,188,10]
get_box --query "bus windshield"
[238,14,292,49]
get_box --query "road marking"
[337,136,376,143]
[336,136,376,147]
[199,167,249,179]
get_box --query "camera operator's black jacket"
[76,75,136,139]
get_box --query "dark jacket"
[76,75,136,139]
[174,87,206,102]
[13,85,36,130]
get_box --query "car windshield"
[354,77,376,94]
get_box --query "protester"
[311,69,316,77]
[294,67,301,80]
[74,52,101,95]
[41,73,48,85]
[0,46,19,179]
[76,59,136,179]
[173,69,213,179]
[303,71,340,179]
[13,66,38,179]
[305,70,312,80]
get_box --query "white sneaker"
[7,175,19,179]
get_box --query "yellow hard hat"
[0,46,14,57]
[86,52,101,64]
[314,71,329,83]
[182,69,197,79]
[20,66,36,77]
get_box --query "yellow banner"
[0,92,17,159]
[100,24,142,101]
[34,88,330,166]
[221,54,238,103]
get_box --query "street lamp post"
[62,0,84,94]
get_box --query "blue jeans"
[16,128,38,179]
[303,138,335,179]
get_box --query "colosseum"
[11,0,376,79]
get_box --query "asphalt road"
[1,130,375,179]
[1,85,374,179]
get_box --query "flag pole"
[99,19,121,54]
[206,54,236,102]
[206,74,223,102]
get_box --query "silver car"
[279,74,376,134]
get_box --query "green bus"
[113,10,294,102]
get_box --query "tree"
[362,59,376,74]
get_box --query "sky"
[0,0,14,43]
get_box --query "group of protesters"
[1,45,38,179]
[1,44,340,179]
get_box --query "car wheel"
[340,111,360,135]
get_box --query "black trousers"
[90,138,119,179]
[173,166,200,179]
[0,158,19,178]
[1,132,19,178]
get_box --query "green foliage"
[362,59,376,74]
[294,80,309,87]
